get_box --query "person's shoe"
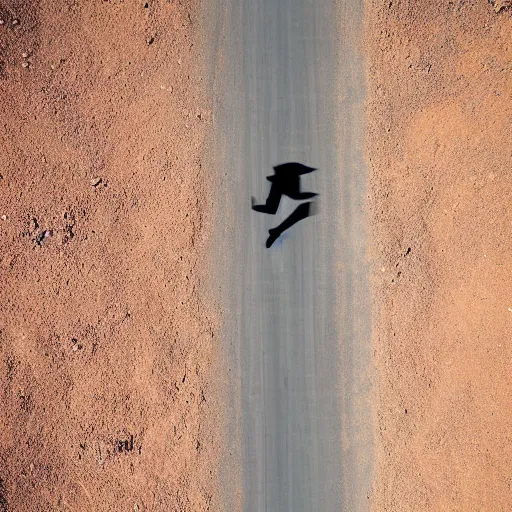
[266,228,280,248]
[253,205,272,213]
[251,196,272,214]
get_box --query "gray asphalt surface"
[205,1,372,510]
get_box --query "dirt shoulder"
[366,1,512,510]
[0,1,219,510]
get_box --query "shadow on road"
[251,162,318,248]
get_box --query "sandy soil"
[366,0,511,510]
[0,1,219,511]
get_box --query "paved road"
[205,1,372,510]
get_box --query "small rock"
[1,215,6,221]
[72,339,83,351]
[21,62,29,68]
[90,177,103,187]
[12,19,19,26]
[492,0,512,12]
[22,52,28,58]
[134,505,140,512]
[0,20,4,25]
[146,36,154,45]
[35,229,53,246]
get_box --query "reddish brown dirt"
[0,1,219,511]
[366,1,512,510]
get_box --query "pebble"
[12,19,19,25]
[90,177,103,187]
[21,62,29,68]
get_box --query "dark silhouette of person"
[251,162,318,248]
[251,162,317,214]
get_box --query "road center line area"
[206,1,372,510]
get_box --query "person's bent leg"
[266,201,312,248]
[251,184,282,214]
